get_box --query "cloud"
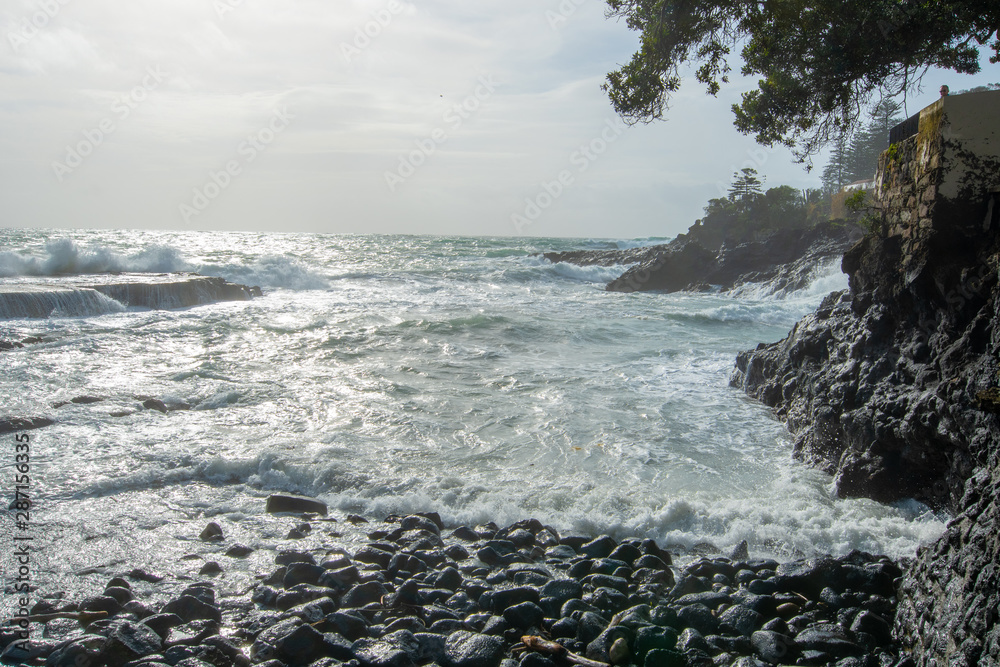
[1,0,994,238]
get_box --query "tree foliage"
[821,99,904,192]
[683,174,826,250]
[604,0,999,161]
[727,167,764,203]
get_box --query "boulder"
[265,494,328,516]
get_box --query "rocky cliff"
[544,221,862,295]
[731,95,1000,665]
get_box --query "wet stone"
[164,620,219,647]
[540,579,582,605]
[643,648,685,667]
[609,543,642,565]
[444,630,506,667]
[486,587,540,614]
[103,586,134,606]
[794,624,864,657]
[160,596,220,623]
[676,604,719,635]
[354,546,394,569]
[284,562,326,588]
[675,627,710,653]
[545,545,577,560]
[673,590,731,609]
[718,604,762,637]
[501,601,544,629]
[342,581,389,608]
[225,544,254,558]
[319,565,361,589]
[198,562,222,576]
[579,536,617,559]
[575,612,608,645]
[319,612,370,641]
[275,550,316,566]
[102,621,163,667]
[450,526,479,542]
[265,494,328,516]
[199,523,224,542]
[751,630,798,664]
[850,610,892,645]
[634,625,680,660]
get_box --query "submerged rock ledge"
[0,274,261,319]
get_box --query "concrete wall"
[938,89,1000,201]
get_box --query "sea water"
[0,229,947,607]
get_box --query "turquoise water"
[0,230,946,599]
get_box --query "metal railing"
[889,113,920,145]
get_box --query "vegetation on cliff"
[604,0,999,160]
[680,168,831,252]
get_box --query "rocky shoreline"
[729,130,1000,660]
[542,222,862,295]
[2,496,913,667]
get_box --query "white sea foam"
[0,238,329,290]
[0,230,948,592]
[548,261,631,284]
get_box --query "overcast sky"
[2,1,996,239]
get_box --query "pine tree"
[823,99,904,188]
[821,135,851,194]
[727,167,765,203]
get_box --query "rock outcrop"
[0,274,261,319]
[732,94,1000,664]
[606,222,862,294]
[544,222,862,294]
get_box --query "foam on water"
[547,261,632,284]
[0,230,949,590]
[0,237,329,290]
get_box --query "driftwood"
[27,610,108,624]
[520,635,610,667]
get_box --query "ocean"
[0,229,946,610]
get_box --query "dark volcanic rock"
[444,630,505,667]
[42,515,913,667]
[605,221,861,293]
[732,220,999,508]
[265,494,328,516]
[0,416,55,435]
[732,137,1000,663]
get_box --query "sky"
[1,0,997,239]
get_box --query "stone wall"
[874,89,1000,278]
[872,102,944,274]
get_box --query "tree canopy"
[603,0,999,161]
[821,99,903,192]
